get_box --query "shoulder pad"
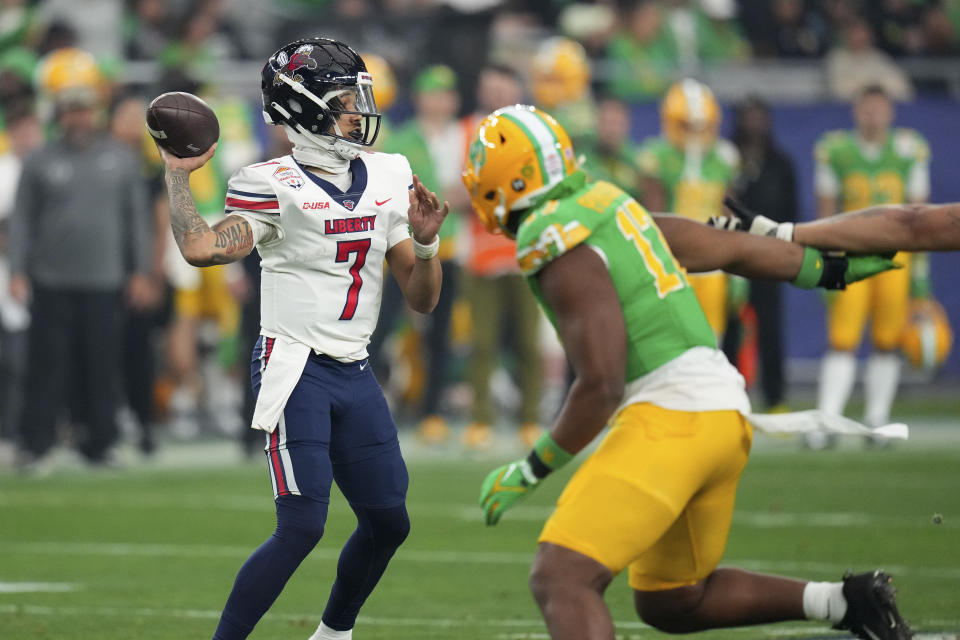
[637,138,665,175]
[893,128,930,161]
[814,130,846,162]
[226,164,281,214]
[363,151,413,183]
[516,181,625,275]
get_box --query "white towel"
[747,410,909,440]
[251,335,310,433]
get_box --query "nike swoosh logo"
[359,362,369,370]
[145,123,167,139]
[375,198,392,206]
[491,467,526,494]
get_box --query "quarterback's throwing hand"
[407,174,450,244]
[158,143,218,175]
[479,459,540,526]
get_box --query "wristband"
[793,247,849,290]
[412,235,439,259]
[774,222,795,242]
[526,432,575,480]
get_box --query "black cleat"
[834,570,914,640]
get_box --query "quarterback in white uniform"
[157,38,448,640]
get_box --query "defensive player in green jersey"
[638,79,742,340]
[578,97,645,201]
[463,105,912,640]
[812,84,931,449]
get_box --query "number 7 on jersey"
[336,239,371,320]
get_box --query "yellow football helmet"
[35,47,104,101]
[462,105,578,235]
[661,78,721,148]
[530,37,590,109]
[359,52,396,111]
[901,298,953,371]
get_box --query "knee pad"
[356,503,410,549]
[276,494,328,548]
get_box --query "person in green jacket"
[375,64,466,443]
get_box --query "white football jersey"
[226,152,412,362]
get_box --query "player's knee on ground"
[356,503,410,549]
[634,583,707,633]
[275,494,328,549]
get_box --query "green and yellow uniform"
[637,137,740,335]
[815,129,930,351]
[516,172,753,591]
[580,138,645,201]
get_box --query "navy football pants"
[212,337,409,639]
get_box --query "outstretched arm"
[161,145,256,267]
[654,214,806,280]
[792,204,960,252]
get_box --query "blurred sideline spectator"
[604,0,680,102]
[773,0,828,58]
[373,64,467,444]
[579,95,645,201]
[663,0,750,73]
[0,0,40,54]
[0,102,41,445]
[810,84,930,449]
[460,63,542,450]
[159,69,258,440]
[638,79,743,346]
[7,49,153,471]
[730,95,797,411]
[529,35,596,147]
[826,16,914,101]
[109,89,167,454]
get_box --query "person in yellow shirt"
[639,79,743,341]
[810,84,930,448]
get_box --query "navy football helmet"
[261,38,381,150]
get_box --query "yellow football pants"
[538,402,753,592]
[173,264,240,335]
[828,252,911,352]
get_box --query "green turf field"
[1,428,958,640]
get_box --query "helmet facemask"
[271,71,380,154]
[262,40,382,158]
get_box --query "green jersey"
[637,137,739,223]
[814,128,929,212]
[516,173,716,383]
[580,139,645,201]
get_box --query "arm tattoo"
[166,169,210,252]
[211,218,254,263]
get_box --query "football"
[145,91,219,158]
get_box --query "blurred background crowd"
[0,0,958,471]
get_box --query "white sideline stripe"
[0,582,77,593]
[0,602,647,630]
[0,490,940,530]
[4,540,960,580]
[0,604,956,637]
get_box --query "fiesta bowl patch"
[273,165,304,190]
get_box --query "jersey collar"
[294,156,368,210]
